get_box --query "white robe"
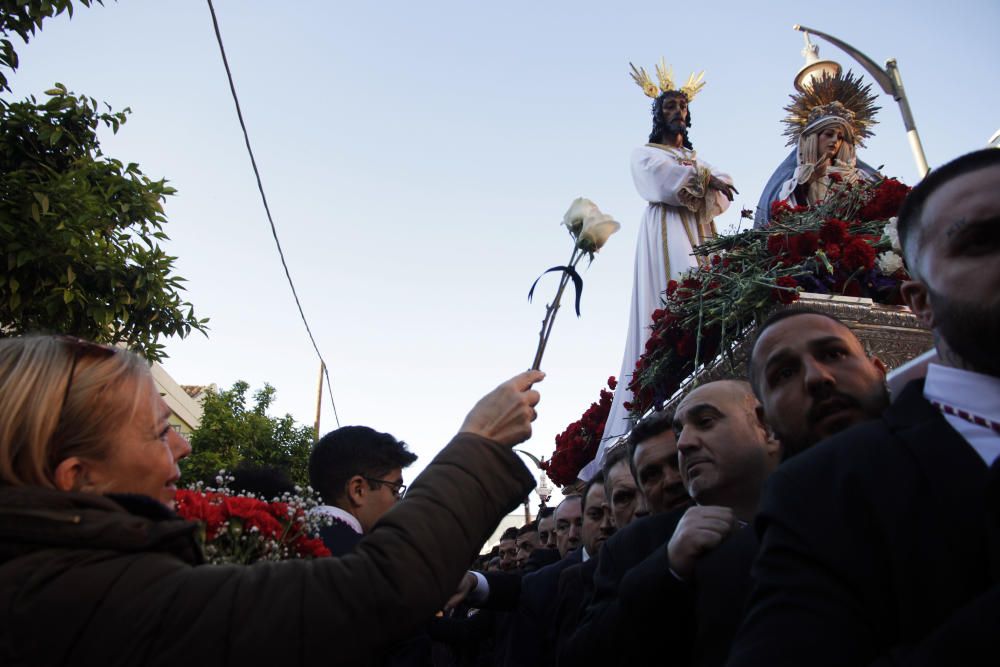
[580,144,731,480]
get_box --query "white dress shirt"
[923,363,1000,466]
[310,505,363,534]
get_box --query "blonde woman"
[0,335,541,666]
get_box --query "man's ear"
[900,279,934,329]
[345,475,367,509]
[870,356,889,378]
[755,405,782,457]
[53,457,91,493]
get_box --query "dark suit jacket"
[728,379,1000,667]
[319,518,362,556]
[614,522,758,667]
[503,548,583,667]
[476,548,560,612]
[562,510,685,665]
[691,526,758,667]
[552,556,599,665]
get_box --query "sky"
[9,0,999,499]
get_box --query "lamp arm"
[793,24,896,96]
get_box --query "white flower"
[577,212,621,252]
[562,197,600,235]
[876,250,904,276]
[882,217,901,253]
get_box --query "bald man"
[567,380,780,666]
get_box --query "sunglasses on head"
[55,335,117,415]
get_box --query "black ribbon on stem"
[528,247,585,371]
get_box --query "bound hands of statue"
[666,506,737,580]
[708,175,738,202]
[459,370,544,446]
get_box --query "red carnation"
[666,280,678,297]
[842,237,876,271]
[770,199,794,223]
[796,231,820,256]
[767,234,787,258]
[676,331,697,359]
[859,178,910,222]
[771,276,800,305]
[820,218,849,245]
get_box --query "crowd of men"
[306,148,999,666]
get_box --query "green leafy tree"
[0,1,207,360]
[182,381,316,489]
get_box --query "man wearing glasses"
[308,425,418,556]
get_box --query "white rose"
[577,212,621,252]
[882,217,901,253]
[562,197,600,235]
[876,250,904,276]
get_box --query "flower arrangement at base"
[175,474,331,564]
[548,176,910,481]
[542,376,616,487]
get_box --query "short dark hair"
[556,494,583,516]
[602,442,631,477]
[517,521,538,538]
[898,148,1000,279]
[308,425,417,506]
[601,443,632,499]
[229,463,295,500]
[626,409,675,482]
[501,526,519,542]
[581,472,606,513]
[747,308,855,398]
[538,506,555,520]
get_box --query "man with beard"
[588,61,736,481]
[728,149,1000,667]
[748,308,889,460]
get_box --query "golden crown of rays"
[782,70,880,147]
[629,58,706,101]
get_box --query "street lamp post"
[793,24,930,178]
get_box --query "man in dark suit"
[603,439,648,530]
[437,499,576,667]
[308,425,418,556]
[551,473,615,663]
[564,381,775,666]
[561,410,688,664]
[624,306,894,667]
[728,149,1000,667]
[536,506,558,551]
[499,494,584,666]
